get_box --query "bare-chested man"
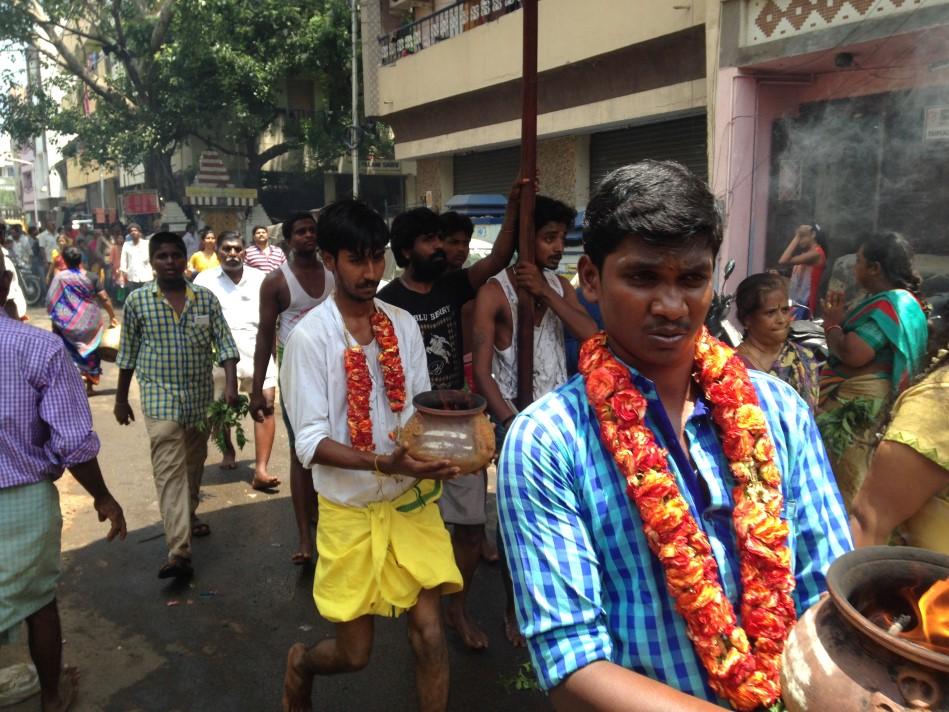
[472,195,597,645]
[251,212,334,565]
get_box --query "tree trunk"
[144,148,181,207]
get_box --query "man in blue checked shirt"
[497,161,852,710]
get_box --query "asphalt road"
[0,308,548,712]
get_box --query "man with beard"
[376,185,522,651]
[194,231,280,488]
[280,199,464,712]
[472,195,597,647]
[114,232,239,579]
[251,211,335,566]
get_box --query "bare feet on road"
[219,451,237,470]
[41,666,79,712]
[504,610,526,647]
[282,643,314,712]
[446,602,489,650]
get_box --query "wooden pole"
[516,0,538,411]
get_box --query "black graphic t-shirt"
[377,270,477,390]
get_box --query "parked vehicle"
[705,259,742,347]
[12,254,44,307]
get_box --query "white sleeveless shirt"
[490,268,568,402]
[277,260,334,347]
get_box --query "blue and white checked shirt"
[497,365,852,703]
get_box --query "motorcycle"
[13,254,45,308]
[705,259,742,347]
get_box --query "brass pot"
[400,390,496,474]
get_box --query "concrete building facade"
[363,0,712,212]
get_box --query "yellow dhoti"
[314,480,463,622]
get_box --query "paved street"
[1,308,548,712]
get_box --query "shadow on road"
[1,490,547,711]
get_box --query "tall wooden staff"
[516,0,538,411]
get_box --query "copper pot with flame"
[782,547,949,711]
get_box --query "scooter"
[788,303,828,365]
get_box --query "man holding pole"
[376,186,522,651]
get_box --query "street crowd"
[1,159,947,711]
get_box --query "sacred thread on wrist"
[374,453,385,476]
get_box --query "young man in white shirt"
[280,198,466,712]
[118,223,151,292]
[194,231,280,490]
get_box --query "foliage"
[499,661,541,693]
[0,0,384,197]
[203,395,250,454]
[815,396,883,460]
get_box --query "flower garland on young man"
[344,309,407,452]
[578,328,796,711]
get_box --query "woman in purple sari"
[46,246,118,394]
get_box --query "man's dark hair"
[63,246,84,268]
[535,196,576,231]
[583,160,722,269]
[252,224,268,234]
[317,198,388,259]
[390,207,439,268]
[438,211,473,240]
[216,230,242,249]
[149,231,186,259]
[282,211,316,242]
[127,222,142,233]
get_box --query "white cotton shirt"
[119,238,153,283]
[280,297,431,508]
[193,265,275,382]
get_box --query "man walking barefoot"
[251,212,334,565]
[281,199,465,712]
[194,231,280,488]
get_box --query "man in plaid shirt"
[114,232,239,579]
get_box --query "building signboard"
[123,190,161,215]
[924,106,949,141]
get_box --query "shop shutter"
[590,113,708,190]
[453,146,521,195]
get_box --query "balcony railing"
[379,0,521,66]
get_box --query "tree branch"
[191,133,250,159]
[254,140,301,167]
[150,0,176,54]
[110,0,147,99]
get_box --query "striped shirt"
[244,244,287,273]
[0,316,100,488]
[116,282,238,426]
[497,365,852,702]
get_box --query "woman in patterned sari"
[734,272,820,408]
[46,246,118,394]
[817,232,928,509]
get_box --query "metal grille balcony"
[379,0,521,66]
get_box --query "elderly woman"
[817,232,929,508]
[851,325,949,555]
[46,246,117,394]
[734,272,820,408]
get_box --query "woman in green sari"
[817,232,928,509]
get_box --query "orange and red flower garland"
[578,329,795,711]
[344,309,407,452]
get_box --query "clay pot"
[782,547,949,712]
[400,390,495,474]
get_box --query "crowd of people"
[1,158,946,712]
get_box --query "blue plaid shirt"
[497,365,852,703]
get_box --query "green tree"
[0,0,377,206]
